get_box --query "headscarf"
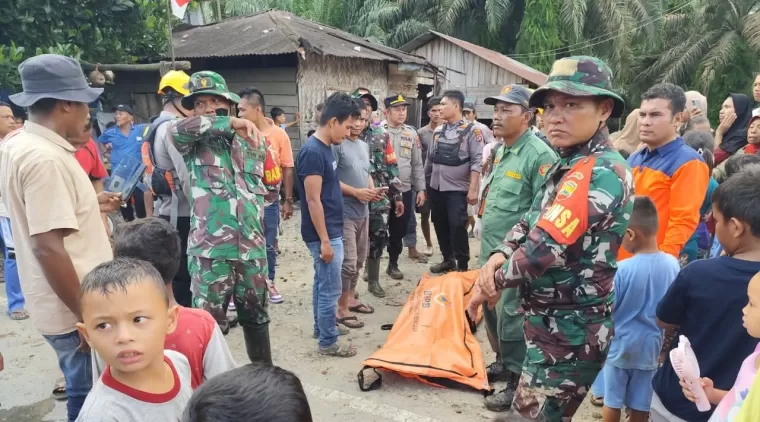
[719,93,752,154]
[612,108,641,155]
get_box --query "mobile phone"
[693,99,701,108]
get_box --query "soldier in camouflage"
[171,71,273,365]
[352,88,404,298]
[468,56,635,421]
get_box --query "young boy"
[183,362,313,422]
[651,170,760,422]
[600,196,680,422]
[92,218,236,389]
[76,258,191,421]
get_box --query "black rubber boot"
[366,258,386,298]
[486,358,509,383]
[242,323,273,365]
[430,260,456,274]
[484,372,519,412]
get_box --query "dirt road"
[0,210,601,421]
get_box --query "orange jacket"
[619,138,709,261]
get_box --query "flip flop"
[590,395,604,407]
[9,309,29,320]
[337,316,364,329]
[348,304,375,314]
[52,377,67,401]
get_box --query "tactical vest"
[431,122,473,166]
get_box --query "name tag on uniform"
[506,171,522,180]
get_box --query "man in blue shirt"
[296,92,362,358]
[98,104,146,221]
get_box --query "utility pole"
[216,0,222,21]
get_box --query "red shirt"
[75,139,107,180]
[165,307,228,389]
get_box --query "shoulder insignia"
[472,127,484,143]
[538,164,551,177]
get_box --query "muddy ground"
[0,210,601,421]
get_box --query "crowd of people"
[4,48,760,422]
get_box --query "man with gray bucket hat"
[468,56,634,420]
[1,54,122,421]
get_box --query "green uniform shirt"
[479,130,558,266]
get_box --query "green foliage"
[515,0,563,73]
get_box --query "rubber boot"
[366,258,386,298]
[242,323,273,365]
[484,371,519,412]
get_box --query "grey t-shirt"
[333,139,370,219]
[76,350,192,422]
[154,111,190,218]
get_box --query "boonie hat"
[9,54,103,107]
[528,56,625,118]
[384,94,410,108]
[484,85,531,109]
[181,71,240,110]
[352,87,378,111]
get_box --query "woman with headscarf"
[611,108,641,155]
[714,93,752,165]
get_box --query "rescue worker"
[467,56,634,421]
[170,71,272,364]
[477,85,559,412]
[383,94,427,281]
[425,90,484,273]
[352,88,403,297]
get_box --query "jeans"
[306,238,344,348]
[403,190,418,248]
[0,217,24,313]
[43,330,93,422]
[263,202,280,281]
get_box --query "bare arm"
[282,167,294,200]
[31,230,83,321]
[304,175,329,243]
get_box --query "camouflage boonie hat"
[181,71,241,110]
[529,56,625,118]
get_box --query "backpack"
[140,116,177,197]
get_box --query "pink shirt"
[709,344,760,421]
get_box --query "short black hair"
[442,90,465,111]
[319,92,362,126]
[270,107,284,119]
[81,258,169,311]
[113,218,181,285]
[641,83,686,115]
[183,363,313,422]
[629,196,659,236]
[427,96,442,108]
[28,98,59,115]
[239,87,266,110]
[315,102,325,112]
[725,153,760,179]
[712,169,760,237]
[683,130,715,152]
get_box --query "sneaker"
[268,280,284,304]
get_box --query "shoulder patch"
[472,127,484,143]
[538,164,551,177]
[536,157,596,245]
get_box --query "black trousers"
[387,190,415,265]
[121,190,147,222]
[429,188,469,267]
[159,214,192,307]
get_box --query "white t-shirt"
[76,350,193,422]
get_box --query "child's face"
[77,280,178,374]
[743,273,760,337]
[713,205,742,256]
[275,114,286,125]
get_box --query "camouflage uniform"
[171,71,269,336]
[490,57,634,421]
[365,123,403,259]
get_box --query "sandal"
[52,377,67,401]
[313,324,349,339]
[9,309,29,320]
[319,341,357,358]
[349,304,375,314]
[337,316,364,329]
[590,395,604,407]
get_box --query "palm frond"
[439,0,473,33]
[560,0,589,41]
[659,33,716,85]
[698,30,740,91]
[741,8,760,53]
[484,0,515,34]
[387,18,433,47]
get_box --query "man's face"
[386,105,407,126]
[0,106,15,138]
[193,94,230,117]
[638,98,680,147]
[440,96,459,120]
[328,116,355,144]
[542,92,612,149]
[492,102,528,139]
[428,105,443,125]
[463,109,476,122]
[350,109,368,138]
[114,110,133,127]
[237,97,262,123]
[60,102,92,146]
[69,116,93,150]
[748,119,760,145]
[77,281,178,376]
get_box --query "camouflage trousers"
[512,313,612,421]
[368,210,390,260]
[189,256,269,333]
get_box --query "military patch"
[567,171,584,181]
[506,171,522,180]
[538,164,551,177]
[473,127,484,143]
[500,85,513,96]
[556,181,577,201]
[550,59,579,77]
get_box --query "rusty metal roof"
[172,10,428,66]
[400,31,547,86]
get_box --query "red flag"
[171,0,190,19]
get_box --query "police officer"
[171,71,272,364]
[425,90,484,273]
[383,94,427,280]
[477,85,558,412]
[463,99,495,144]
[468,56,634,420]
